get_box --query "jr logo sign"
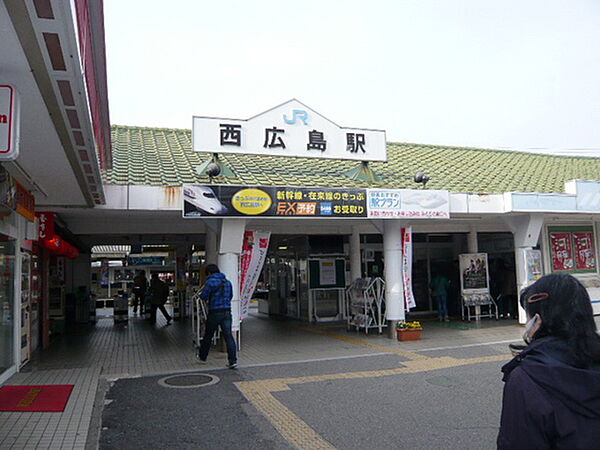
[283,109,308,125]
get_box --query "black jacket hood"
[502,336,600,418]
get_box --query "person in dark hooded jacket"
[497,273,600,449]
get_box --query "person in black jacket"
[149,273,172,325]
[497,273,600,449]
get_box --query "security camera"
[205,163,221,177]
[414,171,430,188]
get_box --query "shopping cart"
[191,287,220,348]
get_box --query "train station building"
[2,1,600,389]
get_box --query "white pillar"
[468,229,478,253]
[350,227,362,282]
[205,231,218,265]
[384,220,405,338]
[503,214,544,325]
[467,229,481,319]
[218,219,246,332]
[218,252,239,326]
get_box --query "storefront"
[1,0,111,382]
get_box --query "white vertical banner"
[401,227,416,310]
[239,231,271,319]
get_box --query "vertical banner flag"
[240,231,271,319]
[401,227,416,310]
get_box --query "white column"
[218,219,246,332]
[468,229,478,253]
[384,220,405,338]
[350,227,362,282]
[467,229,481,319]
[503,214,544,324]
[205,230,218,265]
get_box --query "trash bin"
[113,290,128,324]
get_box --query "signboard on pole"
[0,85,19,160]
[239,231,270,319]
[193,99,387,162]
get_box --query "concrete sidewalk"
[0,308,526,449]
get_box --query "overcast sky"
[104,0,600,153]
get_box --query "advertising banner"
[1,166,34,221]
[524,249,543,283]
[367,189,450,219]
[459,253,490,295]
[401,227,416,310]
[573,231,596,271]
[36,212,55,242]
[549,231,574,271]
[239,231,270,319]
[183,184,367,218]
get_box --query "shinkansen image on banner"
[182,185,368,218]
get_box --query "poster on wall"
[525,249,543,283]
[459,253,489,295]
[401,227,416,310]
[549,231,574,271]
[239,231,271,319]
[319,260,337,285]
[573,231,596,271]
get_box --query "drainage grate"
[158,373,219,389]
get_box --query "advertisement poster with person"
[459,253,490,295]
[525,249,543,283]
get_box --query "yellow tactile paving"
[295,326,430,360]
[235,353,512,450]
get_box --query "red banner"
[550,232,574,271]
[36,212,55,242]
[573,231,596,271]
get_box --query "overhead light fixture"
[278,246,288,250]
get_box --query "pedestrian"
[497,273,600,449]
[149,273,172,325]
[430,272,451,321]
[132,270,147,315]
[197,264,237,369]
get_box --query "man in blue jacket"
[197,264,237,369]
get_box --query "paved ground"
[100,352,506,450]
[0,305,539,449]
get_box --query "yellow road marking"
[295,326,429,360]
[235,353,511,450]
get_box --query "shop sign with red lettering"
[0,85,20,160]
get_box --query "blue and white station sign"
[192,99,387,162]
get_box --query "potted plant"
[396,321,423,341]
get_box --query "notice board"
[309,259,346,289]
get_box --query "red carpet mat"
[0,385,74,412]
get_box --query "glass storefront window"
[0,241,16,374]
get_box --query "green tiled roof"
[105,125,600,194]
